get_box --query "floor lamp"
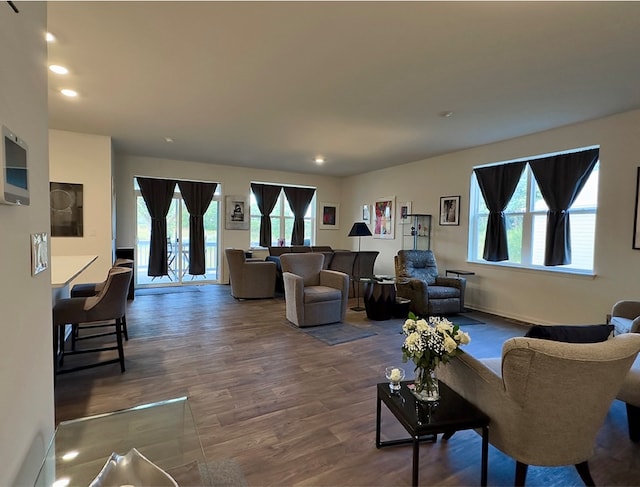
[348,222,372,311]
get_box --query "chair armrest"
[243,261,276,279]
[435,276,466,290]
[612,300,640,320]
[320,269,349,294]
[283,272,305,324]
[395,278,428,308]
[631,317,640,334]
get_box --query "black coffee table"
[376,380,489,486]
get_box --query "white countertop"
[51,255,98,288]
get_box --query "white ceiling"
[46,1,640,177]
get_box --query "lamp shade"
[348,222,372,237]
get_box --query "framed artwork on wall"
[374,196,395,239]
[362,204,370,224]
[320,202,340,229]
[440,195,460,226]
[50,182,84,237]
[225,195,249,230]
[399,201,411,222]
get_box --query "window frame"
[249,185,316,248]
[468,155,599,276]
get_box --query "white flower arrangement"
[401,313,470,371]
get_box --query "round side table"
[363,279,396,321]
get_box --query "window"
[249,188,316,248]
[469,158,599,273]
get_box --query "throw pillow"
[525,324,614,343]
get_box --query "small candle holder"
[385,366,405,393]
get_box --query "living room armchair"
[225,248,276,299]
[610,300,640,335]
[394,250,466,315]
[280,253,349,327]
[437,333,640,486]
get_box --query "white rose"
[416,319,429,332]
[390,368,402,382]
[403,319,416,334]
[436,322,454,334]
[443,334,458,353]
[456,330,471,345]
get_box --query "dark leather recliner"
[394,250,466,315]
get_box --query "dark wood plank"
[54,285,640,486]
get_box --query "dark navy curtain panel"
[177,181,217,275]
[137,177,176,276]
[250,183,282,247]
[529,148,599,266]
[474,162,526,262]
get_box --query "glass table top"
[34,397,212,486]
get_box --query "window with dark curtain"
[473,162,526,262]
[136,177,176,276]
[177,181,217,275]
[250,183,282,247]
[283,186,316,245]
[529,148,599,266]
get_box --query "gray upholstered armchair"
[225,248,276,299]
[280,253,349,327]
[394,250,466,315]
[437,334,640,486]
[610,300,640,335]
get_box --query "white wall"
[343,109,640,325]
[0,3,54,485]
[49,129,114,283]
[114,155,346,282]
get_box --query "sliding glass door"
[135,182,220,286]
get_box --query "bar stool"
[70,258,134,340]
[53,267,132,374]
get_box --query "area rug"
[297,322,377,345]
[449,314,485,326]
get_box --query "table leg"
[481,426,488,487]
[375,393,382,448]
[412,436,420,487]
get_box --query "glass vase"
[412,366,440,402]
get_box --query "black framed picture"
[439,195,460,226]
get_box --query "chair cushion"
[427,285,460,300]
[611,316,634,335]
[303,286,342,304]
[525,324,614,343]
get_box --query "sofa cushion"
[525,324,614,343]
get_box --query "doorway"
[135,182,220,287]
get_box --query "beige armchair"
[225,248,276,299]
[395,250,466,315]
[610,300,640,335]
[437,333,640,486]
[280,253,349,327]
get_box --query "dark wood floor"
[54,285,640,486]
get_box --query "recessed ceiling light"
[164,137,175,143]
[314,156,325,164]
[49,64,69,75]
[60,89,78,98]
[46,32,56,42]
[439,111,454,118]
